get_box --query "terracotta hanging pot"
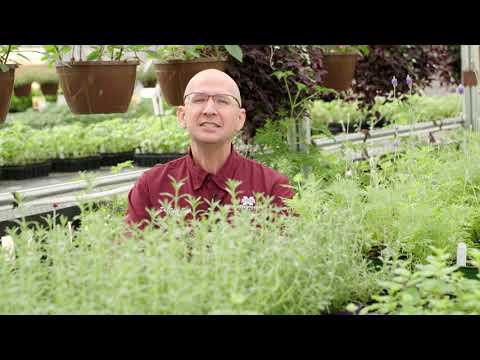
[56,61,139,114]
[154,59,228,106]
[40,82,59,96]
[322,53,358,92]
[14,83,32,97]
[0,64,17,123]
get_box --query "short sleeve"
[125,174,152,229]
[271,176,295,208]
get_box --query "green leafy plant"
[90,118,142,154]
[0,175,379,314]
[8,94,32,113]
[350,247,480,315]
[0,123,53,166]
[371,94,462,126]
[41,45,147,65]
[135,115,189,154]
[50,124,103,159]
[252,118,344,185]
[271,70,334,152]
[146,45,243,63]
[0,45,23,71]
[3,99,157,129]
[309,99,366,134]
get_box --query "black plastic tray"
[52,156,102,172]
[0,161,52,180]
[100,152,135,167]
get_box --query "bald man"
[125,69,294,229]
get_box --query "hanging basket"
[322,53,358,92]
[14,83,32,97]
[40,82,59,96]
[56,61,139,114]
[0,64,17,124]
[154,59,228,106]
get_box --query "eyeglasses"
[184,92,241,108]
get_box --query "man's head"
[177,69,246,146]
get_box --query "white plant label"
[457,242,467,267]
[1,235,15,263]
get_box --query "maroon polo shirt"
[125,146,294,229]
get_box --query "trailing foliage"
[352,45,454,106]
[225,45,327,140]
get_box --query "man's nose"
[202,97,218,115]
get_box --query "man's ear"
[235,109,246,131]
[177,106,187,128]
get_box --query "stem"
[269,46,275,70]
[98,46,105,61]
[53,45,62,62]
[117,47,124,61]
[3,45,12,64]
[284,78,293,119]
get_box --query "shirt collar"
[187,144,239,191]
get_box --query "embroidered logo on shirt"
[240,196,256,210]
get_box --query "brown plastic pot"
[14,83,32,97]
[40,82,59,96]
[142,79,157,88]
[56,61,139,114]
[0,64,17,123]
[154,59,228,106]
[322,53,358,92]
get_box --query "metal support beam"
[461,45,480,131]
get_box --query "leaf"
[143,50,159,58]
[11,52,31,63]
[224,45,243,62]
[87,50,101,61]
[295,82,307,93]
[230,292,247,305]
[0,64,9,72]
[272,70,293,81]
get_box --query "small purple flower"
[391,76,398,88]
[457,84,465,95]
[406,75,413,88]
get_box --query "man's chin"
[192,136,229,146]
